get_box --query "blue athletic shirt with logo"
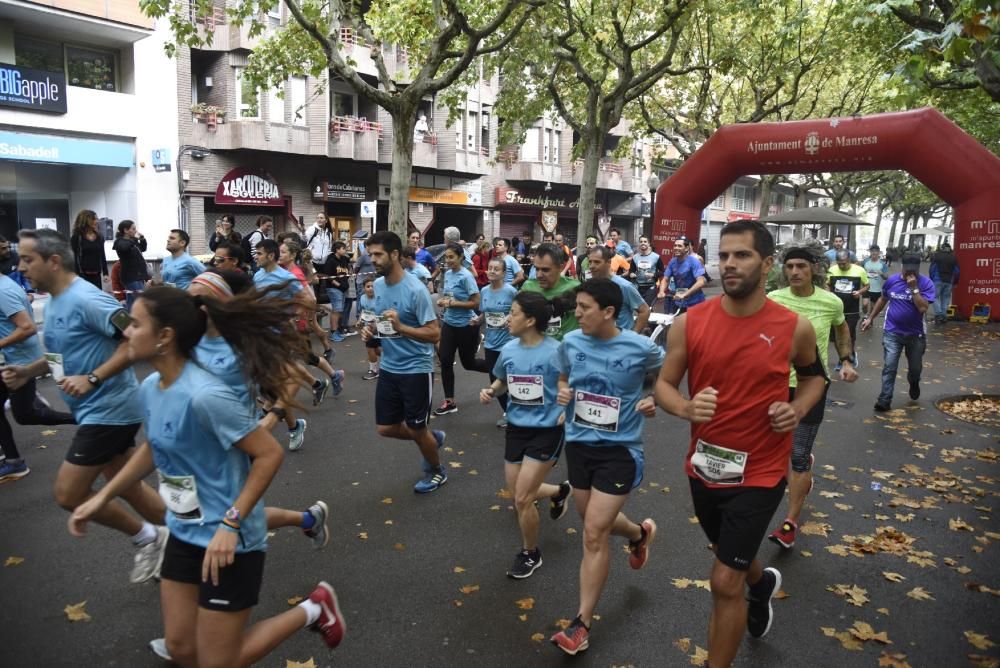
[140,362,264,552]
[665,255,706,308]
[502,255,521,284]
[441,267,479,328]
[374,271,438,374]
[406,263,431,283]
[612,274,645,331]
[161,253,205,290]
[253,265,303,300]
[494,337,564,428]
[43,277,141,425]
[555,329,664,449]
[479,283,518,351]
[0,274,43,365]
[193,335,255,418]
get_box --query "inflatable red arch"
[652,108,1000,319]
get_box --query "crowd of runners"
[0,216,949,666]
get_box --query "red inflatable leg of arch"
[652,108,1000,319]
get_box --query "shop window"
[291,77,307,125]
[14,35,63,73]
[66,46,118,91]
[236,68,260,118]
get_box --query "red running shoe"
[550,616,590,655]
[628,518,657,570]
[768,519,798,549]
[309,581,346,648]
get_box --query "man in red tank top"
[654,220,825,668]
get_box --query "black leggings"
[484,347,508,411]
[438,322,489,398]
[0,378,76,460]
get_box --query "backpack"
[241,229,263,265]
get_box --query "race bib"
[360,309,377,324]
[158,472,202,520]
[485,311,509,329]
[45,352,64,381]
[867,271,879,279]
[584,271,592,280]
[572,390,620,432]
[690,439,748,485]
[376,314,400,338]
[544,316,561,338]
[833,278,853,294]
[508,374,544,406]
[0,352,5,367]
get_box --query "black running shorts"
[159,534,265,612]
[566,442,643,496]
[375,370,433,430]
[505,425,564,464]
[65,423,142,466]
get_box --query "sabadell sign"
[215,167,284,206]
[0,62,67,114]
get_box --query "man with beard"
[359,231,446,494]
[660,237,706,313]
[654,220,825,668]
[629,236,665,306]
[520,243,580,341]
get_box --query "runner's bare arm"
[633,301,651,333]
[556,374,572,405]
[654,315,715,423]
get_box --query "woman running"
[479,291,572,579]
[479,257,517,427]
[68,285,344,666]
[433,243,488,416]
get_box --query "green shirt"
[769,287,845,387]
[520,276,580,341]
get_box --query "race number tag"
[376,314,400,338]
[485,311,509,329]
[833,278,853,294]
[44,352,65,381]
[158,472,203,520]
[0,352,6,367]
[572,390,620,432]
[637,260,653,283]
[544,316,561,338]
[690,439,748,485]
[508,374,544,406]
[360,309,377,325]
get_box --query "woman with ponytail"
[68,284,345,666]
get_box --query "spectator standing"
[208,214,242,252]
[472,240,492,289]
[407,232,437,274]
[929,242,959,324]
[70,209,108,290]
[242,216,273,273]
[112,220,149,310]
[304,213,335,270]
[323,242,353,342]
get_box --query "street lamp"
[646,173,660,240]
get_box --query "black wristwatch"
[87,373,102,388]
[270,406,287,420]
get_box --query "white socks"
[132,521,157,546]
[299,599,322,627]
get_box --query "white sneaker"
[130,526,169,583]
[289,419,307,451]
[148,638,172,661]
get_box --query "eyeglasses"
[213,256,234,264]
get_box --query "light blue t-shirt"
[555,329,664,448]
[161,253,205,290]
[825,248,857,264]
[614,240,634,258]
[494,337,565,428]
[43,278,141,425]
[140,362,264,552]
[374,271,438,374]
[480,283,518,351]
[441,268,479,328]
[193,335,255,418]
[0,274,42,366]
[612,274,645,331]
[253,265,303,300]
[406,263,431,283]
[501,255,521,284]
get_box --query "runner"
[68,286,345,665]
[359,231,447,494]
[862,245,889,320]
[520,243,580,341]
[629,236,665,306]
[766,245,858,549]
[479,257,518,427]
[549,278,664,656]
[660,237,706,314]
[654,220,825,668]
[160,229,205,290]
[357,277,382,380]
[587,245,650,332]
[492,237,525,286]
[434,243,489,416]
[827,250,868,368]
[480,291,571,578]
[3,229,168,582]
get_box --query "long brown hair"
[137,285,309,407]
[72,210,97,237]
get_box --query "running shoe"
[414,467,448,494]
[0,459,30,483]
[850,351,859,367]
[550,616,590,655]
[341,330,358,337]
[747,567,782,638]
[908,381,920,400]
[628,518,657,570]
[322,348,335,363]
[329,331,345,343]
[507,548,542,579]
[363,369,379,381]
[130,526,169,583]
[304,500,330,549]
[421,430,447,475]
[873,402,890,412]
[550,481,572,520]
[313,378,330,406]
[496,413,508,429]
[476,333,485,354]
[433,400,458,416]
[289,419,307,451]
[768,519,797,549]
[309,581,346,649]
[834,363,842,372]
[148,638,171,661]
[331,370,345,397]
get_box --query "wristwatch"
[911,288,920,294]
[87,373,102,388]
[222,506,241,531]
[270,406,287,420]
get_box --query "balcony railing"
[339,28,373,49]
[498,149,519,166]
[192,6,226,28]
[329,115,382,137]
[572,158,624,174]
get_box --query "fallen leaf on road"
[346,412,357,416]
[775,590,789,599]
[819,491,843,498]
[452,600,463,607]
[965,631,996,650]
[394,543,405,551]
[460,585,480,595]
[827,584,869,607]
[834,631,864,650]
[357,532,368,540]
[673,638,691,652]
[554,618,572,630]
[967,654,1000,667]
[834,503,853,511]
[693,580,711,591]
[489,505,501,511]
[906,587,934,601]
[531,633,545,643]
[453,566,466,573]
[820,627,836,637]
[949,518,975,532]
[384,520,393,525]
[877,608,890,615]
[41,429,57,436]
[286,596,304,605]
[286,659,316,668]
[877,651,911,667]
[448,461,463,469]
[381,497,393,504]
[496,488,513,499]
[689,646,709,666]
[800,551,813,558]
[518,613,527,621]
[566,527,577,534]
[4,556,24,567]
[849,620,891,644]
[672,578,693,589]
[64,601,91,622]
[516,597,535,610]
[688,516,700,524]
[882,572,906,583]
[800,521,832,537]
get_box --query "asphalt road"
[1,315,998,668]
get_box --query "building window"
[66,46,118,91]
[14,35,63,73]
[732,184,753,212]
[711,193,726,210]
[552,130,560,164]
[480,109,490,155]
[291,77,307,125]
[520,127,539,161]
[331,90,355,118]
[543,129,551,162]
[785,194,796,210]
[236,68,260,118]
[268,84,285,123]
[467,110,478,152]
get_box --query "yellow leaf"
[517,613,527,621]
[460,584,480,595]
[286,596,304,605]
[394,543,405,551]
[882,572,906,583]
[566,527,577,534]
[452,599,463,607]
[800,521,832,537]
[515,597,535,610]
[834,503,854,511]
[531,633,545,643]
[825,545,850,557]
[381,497,393,504]
[820,626,837,636]
[688,516,700,524]
[672,578,692,589]
[468,470,479,475]
[384,520,394,525]
[448,461,463,469]
[693,579,711,591]
[496,488,513,499]
[346,412,357,416]
[877,608,890,615]
[906,586,934,601]
[64,601,91,622]
[347,399,358,403]
[554,618,573,630]
[358,531,368,540]
[4,556,25,567]
[949,517,975,532]
[286,659,316,668]
[965,631,996,650]
[877,651,912,667]
[956,566,973,574]
[453,566,466,573]
[673,637,691,652]
[775,590,790,599]
[819,491,843,498]
[800,551,813,558]
[835,631,865,650]
[660,486,671,494]
[689,646,709,665]
[827,584,869,607]
[489,505,501,511]
[41,429,57,436]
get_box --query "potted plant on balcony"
[191,103,227,129]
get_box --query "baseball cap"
[901,253,921,270]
